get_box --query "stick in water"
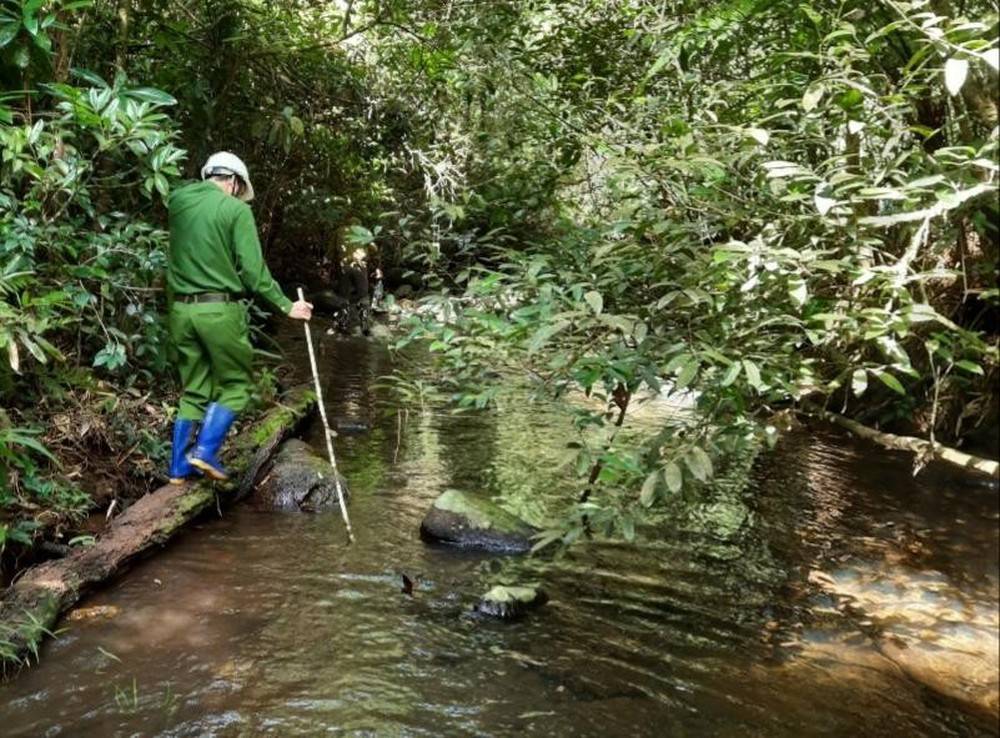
[298,287,355,543]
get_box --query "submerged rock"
[310,289,349,314]
[66,605,121,622]
[420,489,537,553]
[253,439,349,512]
[474,585,548,619]
[809,563,999,718]
[332,418,370,435]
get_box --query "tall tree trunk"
[115,0,130,71]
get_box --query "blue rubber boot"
[187,403,238,481]
[168,418,200,484]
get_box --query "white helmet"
[201,151,254,202]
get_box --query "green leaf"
[742,359,763,390]
[801,84,824,112]
[619,516,635,541]
[814,194,837,216]
[955,360,983,376]
[346,225,374,246]
[6,340,19,373]
[875,370,905,394]
[599,314,633,333]
[153,173,169,197]
[835,88,864,110]
[645,48,671,79]
[16,332,45,363]
[530,529,565,554]
[684,446,713,482]
[676,357,699,388]
[33,335,64,362]
[30,28,49,52]
[2,430,55,462]
[124,87,177,106]
[664,352,690,374]
[72,67,108,87]
[584,290,603,315]
[527,321,569,354]
[663,462,682,493]
[93,342,127,371]
[640,470,658,507]
[788,278,808,306]
[982,48,999,71]
[22,11,39,37]
[851,368,868,396]
[720,362,741,387]
[944,57,969,96]
[22,0,45,16]
[0,22,19,48]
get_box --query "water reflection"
[0,329,996,737]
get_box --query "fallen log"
[0,385,316,673]
[804,404,999,480]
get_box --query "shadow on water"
[1,326,997,737]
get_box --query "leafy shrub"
[1,71,185,524]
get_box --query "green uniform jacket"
[166,181,293,315]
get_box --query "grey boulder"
[253,439,349,512]
[420,489,537,553]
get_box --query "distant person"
[165,152,312,484]
[338,249,370,305]
[371,267,384,310]
[333,249,371,334]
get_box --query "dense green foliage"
[1,0,997,550]
[2,54,187,543]
[385,0,1000,540]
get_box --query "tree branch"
[804,403,999,480]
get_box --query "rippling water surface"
[2,328,997,736]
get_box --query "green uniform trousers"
[169,301,253,420]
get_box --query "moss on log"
[0,385,316,674]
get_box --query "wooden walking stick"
[298,288,355,543]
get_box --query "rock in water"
[333,418,370,435]
[253,439,349,512]
[808,563,999,718]
[474,585,548,619]
[310,289,348,314]
[420,489,537,553]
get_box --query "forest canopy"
[1,0,998,547]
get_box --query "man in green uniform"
[166,152,312,483]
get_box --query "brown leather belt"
[175,293,233,304]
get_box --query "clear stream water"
[2,327,998,737]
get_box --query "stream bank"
[0,386,315,671]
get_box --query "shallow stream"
[2,328,998,736]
